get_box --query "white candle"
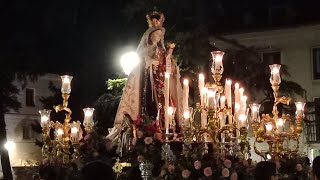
[269,64,281,85]
[234,83,240,110]
[249,103,261,123]
[71,127,78,138]
[164,73,170,133]
[241,95,247,114]
[201,110,208,129]
[219,111,226,128]
[183,107,193,128]
[265,123,273,135]
[225,79,232,108]
[183,79,189,108]
[41,116,48,128]
[211,51,224,74]
[276,118,284,133]
[239,88,244,102]
[60,75,73,94]
[199,74,205,105]
[39,109,51,128]
[83,108,94,125]
[220,96,226,109]
[207,90,216,109]
[56,128,64,142]
[295,102,306,117]
[183,111,190,127]
[238,114,247,128]
[202,87,208,107]
[168,106,175,127]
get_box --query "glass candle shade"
[61,75,73,94]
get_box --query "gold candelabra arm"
[62,93,70,107]
[41,126,52,158]
[53,93,73,123]
[71,143,80,161]
[253,141,266,160]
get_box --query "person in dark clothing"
[81,161,116,180]
[254,161,278,180]
[312,156,320,180]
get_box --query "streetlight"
[4,141,15,152]
[120,52,140,75]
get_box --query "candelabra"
[39,75,95,164]
[175,51,250,157]
[250,64,305,160]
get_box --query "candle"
[265,123,273,135]
[295,102,306,117]
[238,114,247,128]
[225,79,232,108]
[183,79,189,108]
[220,96,226,109]
[249,103,261,123]
[219,111,226,128]
[164,73,170,133]
[39,109,51,128]
[60,75,73,94]
[211,51,225,74]
[202,87,208,107]
[83,108,94,126]
[168,106,176,127]
[56,128,64,142]
[201,110,208,129]
[241,95,247,114]
[234,83,240,111]
[183,107,193,128]
[199,74,205,105]
[269,64,281,85]
[71,127,78,138]
[207,90,216,109]
[276,118,284,133]
[41,116,49,127]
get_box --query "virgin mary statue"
[110,12,183,147]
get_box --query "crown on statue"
[146,11,165,28]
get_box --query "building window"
[26,88,35,107]
[305,98,320,143]
[312,48,320,80]
[262,51,281,64]
[22,125,31,140]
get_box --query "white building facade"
[210,24,320,161]
[4,74,60,166]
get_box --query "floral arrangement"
[119,115,256,180]
[275,156,311,180]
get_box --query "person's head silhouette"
[254,161,277,180]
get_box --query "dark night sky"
[3,0,320,108]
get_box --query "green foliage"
[107,78,127,97]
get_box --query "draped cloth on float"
[113,65,141,129]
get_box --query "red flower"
[134,115,142,126]
[146,124,157,133]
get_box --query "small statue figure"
[117,113,137,157]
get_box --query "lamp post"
[120,51,140,75]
